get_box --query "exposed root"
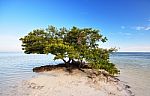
[33,62,91,73]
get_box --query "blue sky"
[0,0,150,52]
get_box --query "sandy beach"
[16,69,133,96]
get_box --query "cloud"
[135,26,145,30]
[134,26,150,31]
[118,32,132,37]
[145,26,150,30]
[132,19,150,31]
[121,26,125,29]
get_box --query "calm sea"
[110,52,150,96]
[0,52,150,96]
[0,52,60,96]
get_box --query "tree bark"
[62,58,71,68]
[67,58,71,63]
[62,59,66,63]
[78,60,82,69]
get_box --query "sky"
[0,0,150,52]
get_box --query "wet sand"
[118,66,150,96]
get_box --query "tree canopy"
[20,26,119,75]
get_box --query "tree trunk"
[62,59,67,63]
[78,60,82,69]
[72,59,76,64]
[67,58,71,63]
[62,58,71,68]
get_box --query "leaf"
[20,25,119,75]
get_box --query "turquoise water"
[0,52,150,96]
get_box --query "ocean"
[110,52,150,96]
[0,52,150,96]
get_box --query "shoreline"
[17,68,133,96]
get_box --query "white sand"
[17,69,133,96]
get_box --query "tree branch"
[62,59,66,63]
[67,58,71,63]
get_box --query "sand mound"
[18,69,133,96]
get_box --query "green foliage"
[20,29,47,54]
[20,25,119,75]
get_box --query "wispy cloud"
[118,32,132,36]
[135,26,145,30]
[145,26,150,30]
[134,26,150,31]
[121,26,125,29]
[131,18,150,31]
